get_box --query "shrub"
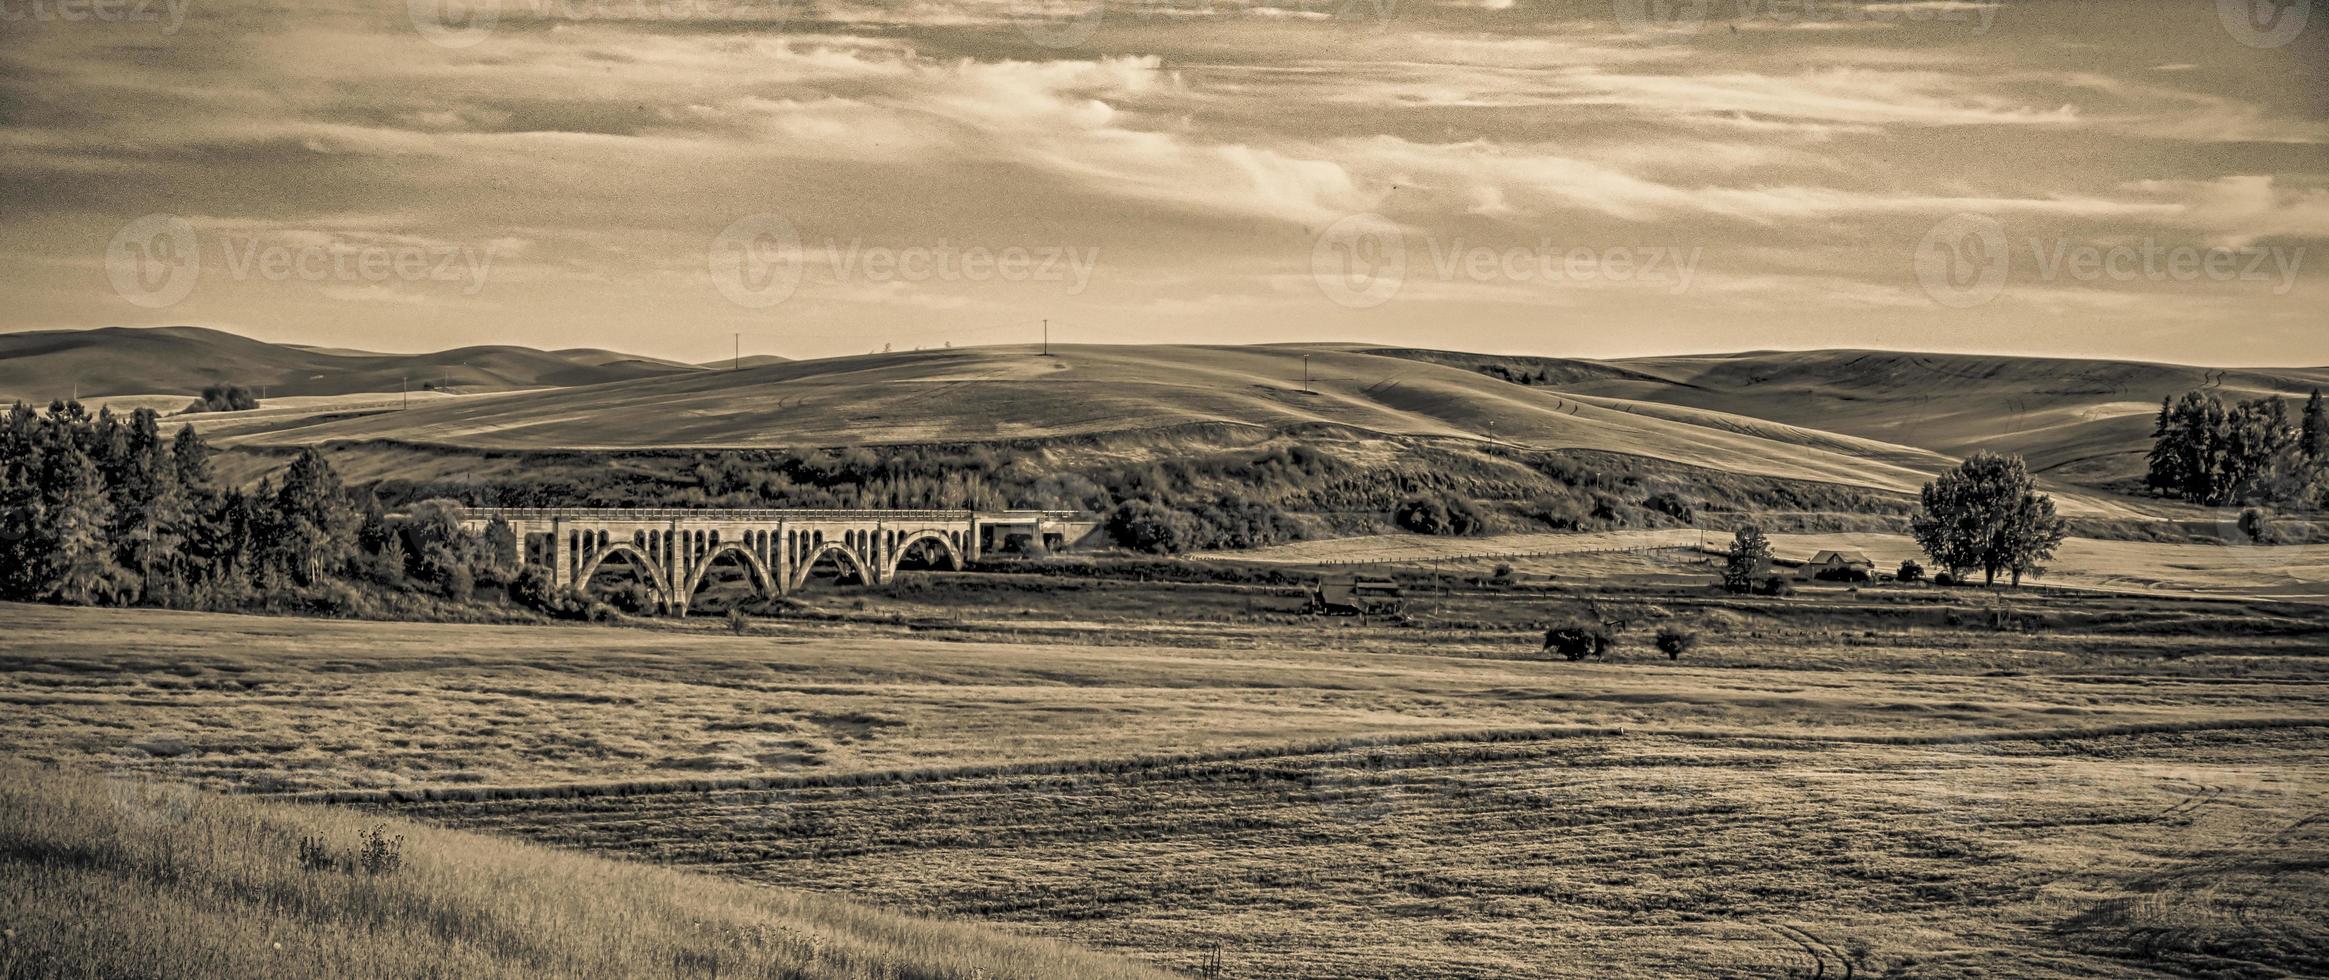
[726,607,750,636]
[1643,492,1695,523]
[1543,623,1613,661]
[1813,566,1872,583]
[2239,507,2278,545]
[182,383,259,414]
[1757,576,1792,597]
[1654,627,1697,659]
[1933,571,1959,587]
[509,564,560,612]
[1107,500,1197,554]
[1394,494,1487,536]
[1897,559,1926,583]
[606,582,659,615]
[1491,563,1515,582]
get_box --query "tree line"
[2146,389,2328,507]
[0,400,509,613]
[1723,451,2068,591]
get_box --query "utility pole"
[1042,318,1049,356]
[401,374,408,410]
[733,332,740,371]
[1303,354,1312,393]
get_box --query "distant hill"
[697,354,793,369]
[1373,348,2329,487]
[212,343,2011,497]
[0,326,701,404]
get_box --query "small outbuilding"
[1800,550,1878,580]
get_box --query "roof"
[1809,550,1875,566]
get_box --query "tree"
[1654,627,1697,659]
[170,425,224,586]
[269,449,358,585]
[2303,390,2328,461]
[33,424,130,604]
[1896,559,1926,584]
[1910,452,2068,588]
[1721,525,1771,594]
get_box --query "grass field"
[1204,529,2329,603]
[0,761,1171,979]
[5,598,2326,977]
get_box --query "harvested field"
[4,602,2325,977]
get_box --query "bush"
[2239,507,2278,545]
[509,564,561,612]
[1491,563,1515,582]
[726,607,750,636]
[1643,492,1695,523]
[1394,494,1487,536]
[1106,499,1207,554]
[1813,566,1872,583]
[1543,623,1613,661]
[1654,627,1698,659]
[1933,571,1959,587]
[1757,576,1792,597]
[1897,559,1926,583]
[606,582,659,615]
[182,383,259,414]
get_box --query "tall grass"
[0,762,1173,979]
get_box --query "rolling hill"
[209,343,1964,494]
[0,326,700,403]
[1372,348,2329,486]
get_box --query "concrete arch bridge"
[461,507,1095,616]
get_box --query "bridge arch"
[789,541,871,591]
[574,542,673,605]
[681,541,778,600]
[883,529,966,579]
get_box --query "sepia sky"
[1,0,2324,365]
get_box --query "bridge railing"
[460,507,1085,522]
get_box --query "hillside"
[0,326,699,403]
[210,343,1963,495]
[0,760,1171,980]
[1374,348,2329,486]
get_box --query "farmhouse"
[1801,550,1878,579]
